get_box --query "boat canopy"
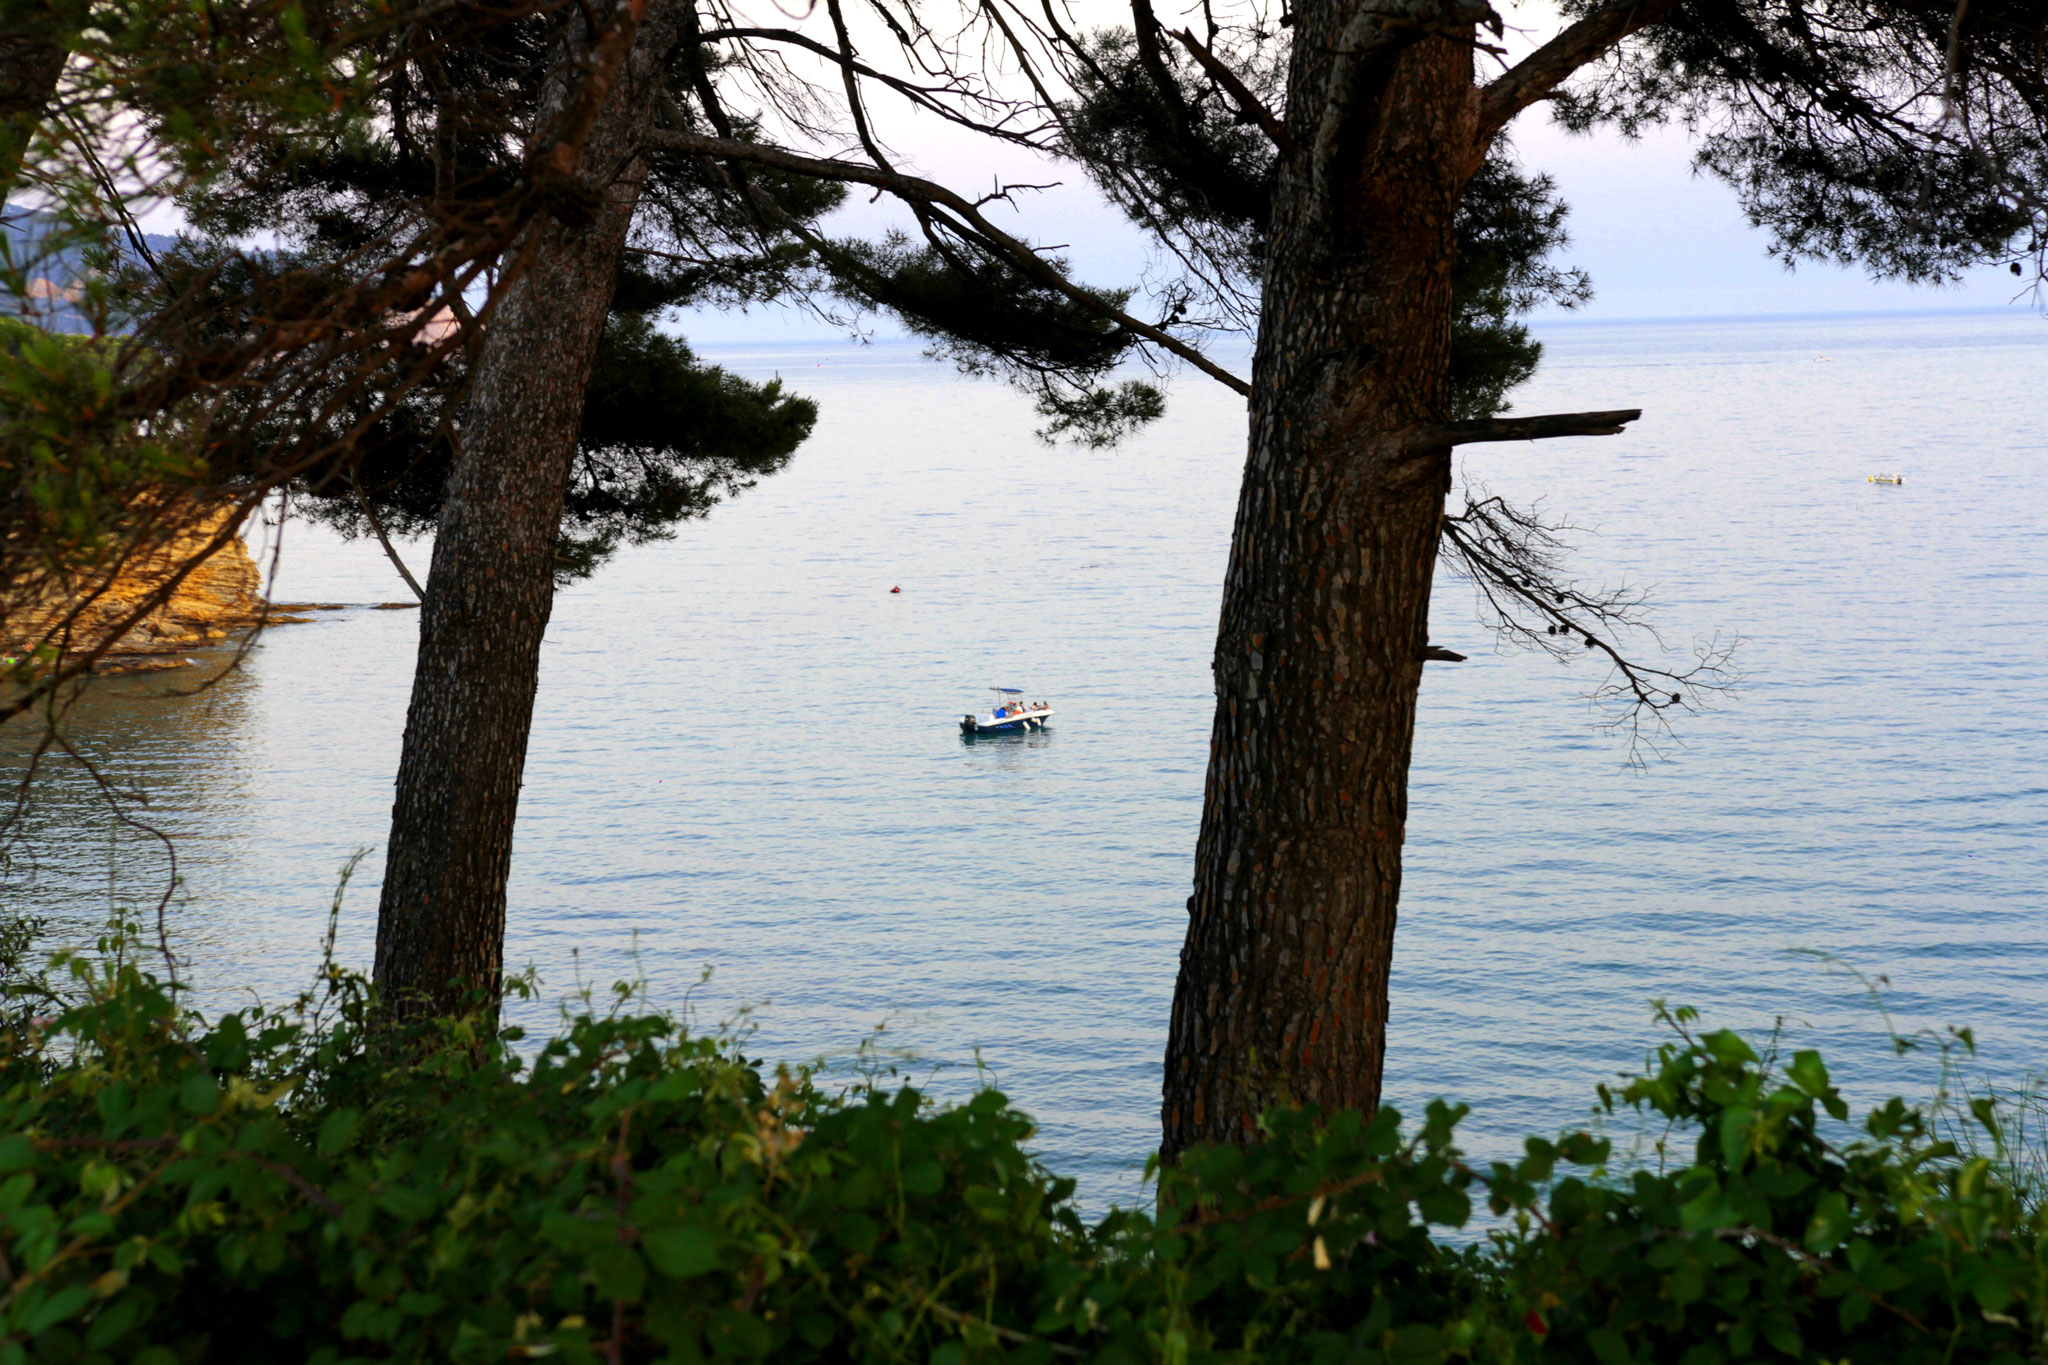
[991,686,1023,694]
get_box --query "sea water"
[3,309,2043,1209]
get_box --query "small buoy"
[890,585,901,594]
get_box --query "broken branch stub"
[1406,408,1643,453]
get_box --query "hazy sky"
[679,1,2032,343]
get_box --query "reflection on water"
[959,728,1057,752]
[1,313,2044,1215]
[2,657,258,940]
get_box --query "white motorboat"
[960,687,1053,734]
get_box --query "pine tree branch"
[1475,0,1684,143]
[1170,28,1295,155]
[1406,408,1642,451]
[351,471,425,600]
[639,128,1252,397]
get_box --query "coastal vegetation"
[0,929,2042,1362]
[16,0,2027,1126]
[3,2,2046,1359]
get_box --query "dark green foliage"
[1032,381,1168,450]
[1059,27,1274,293]
[1558,0,2047,283]
[565,317,814,572]
[1448,156,1592,421]
[821,231,1165,447]
[2,937,2042,1362]
[160,12,838,582]
[0,935,1078,1363]
[303,315,815,582]
[830,233,1135,380]
[1491,1005,2045,1364]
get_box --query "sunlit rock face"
[8,506,269,674]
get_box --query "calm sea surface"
[4,309,2044,1209]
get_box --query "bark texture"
[0,24,67,198]
[1162,0,1484,1154]
[373,1,682,1015]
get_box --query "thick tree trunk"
[1162,2,1482,1153]
[373,2,680,1016]
[0,25,67,200]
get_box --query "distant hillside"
[2,207,180,334]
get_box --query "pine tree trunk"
[373,4,680,1016]
[1162,2,1482,1154]
[0,27,67,199]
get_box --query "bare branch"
[1438,491,1739,764]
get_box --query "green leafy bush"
[1488,1006,2046,1365]
[0,938,2040,1363]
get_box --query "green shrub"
[0,937,2040,1363]
[1487,1006,2047,1365]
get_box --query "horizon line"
[689,302,2040,349]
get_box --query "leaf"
[317,1109,361,1158]
[832,1212,879,1256]
[1717,1106,1754,1169]
[22,1284,93,1336]
[1669,1258,1705,1306]
[1587,1326,1632,1365]
[1972,1270,2012,1313]
[1415,1185,1471,1227]
[375,1184,438,1224]
[1703,1031,1759,1065]
[178,1073,219,1115]
[84,1292,143,1350]
[708,1306,772,1356]
[1803,1191,1850,1254]
[961,1185,1008,1223]
[1760,1308,1800,1356]
[643,1225,718,1280]
[589,1247,646,1303]
[0,1173,35,1209]
[1786,1050,1830,1097]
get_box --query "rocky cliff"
[7,507,268,672]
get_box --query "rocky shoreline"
[5,510,419,675]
